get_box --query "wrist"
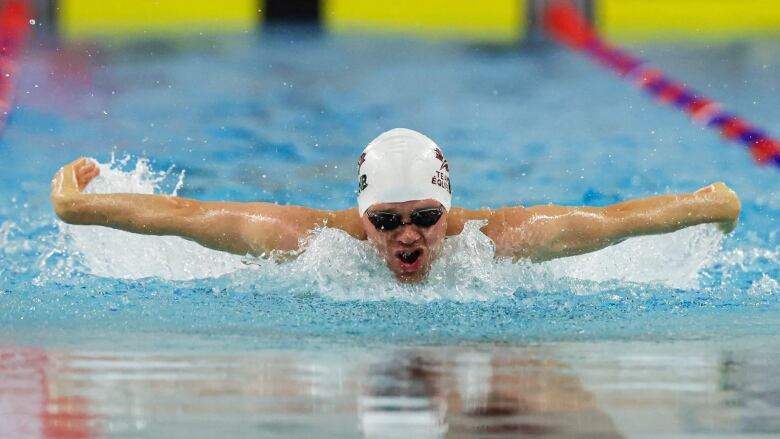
[52,193,86,223]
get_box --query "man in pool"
[51,128,741,283]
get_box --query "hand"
[695,182,740,234]
[51,157,100,216]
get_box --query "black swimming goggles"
[367,207,444,232]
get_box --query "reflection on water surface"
[2,339,779,438]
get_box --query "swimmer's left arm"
[485,182,741,262]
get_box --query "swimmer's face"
[361,199,448,283]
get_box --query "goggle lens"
[368,207,443,232]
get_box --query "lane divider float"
[543,1,780,168]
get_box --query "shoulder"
[447,206,532,232]
[446,207,528,236]
[238,203,367,241]
[327,208,367,240]
[448,206,543,257]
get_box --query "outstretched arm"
[483,182,741,262]
[51,158,362,257]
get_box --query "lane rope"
[0,0,31,133]
[543,1,780,168]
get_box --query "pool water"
[1,29,780,438]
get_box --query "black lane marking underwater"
[263,0,320,22]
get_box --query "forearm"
[55,193,256,255]
[511,184,740,261]
[54,192,329,256]
[54,193,199,235]
[604,190,739,238]
[50,159,313,256]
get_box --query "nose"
[396,224,422,246]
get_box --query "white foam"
[57,158,724,299]
[237,220,723,301]
[748,274,780,296]
[60,157,246,280]
[540,224,723,290]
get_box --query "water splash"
[541,225,723,291]
[0,221,15,246]
[51,158,729,301]
[59,156,246,280]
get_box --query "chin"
[390,259,431,283]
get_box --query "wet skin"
[360,200,448,283]
[52,158,741,286]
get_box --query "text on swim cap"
[432,171,450,194]
[431,147,451,193]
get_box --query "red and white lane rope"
[0,0,31,132]
[543,1,780,168]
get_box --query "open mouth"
[395,249,425,274]
[397,249,422,264]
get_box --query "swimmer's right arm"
[51,158,364,256]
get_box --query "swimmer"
[51,128,741,283]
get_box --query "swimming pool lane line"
[0,0,31,134]
[543,1,780,169]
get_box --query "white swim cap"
[357,128,451,216]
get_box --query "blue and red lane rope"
[0,0,31,133]
[543,1,780,168]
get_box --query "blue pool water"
[1,31,780,437]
